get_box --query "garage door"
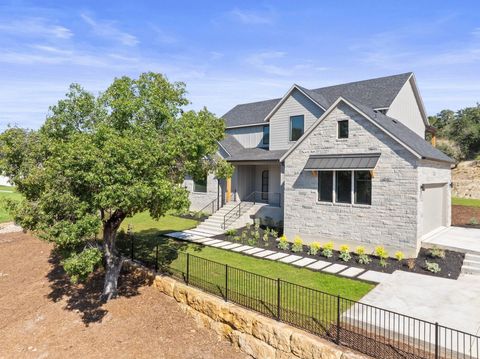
[422,183,447,236]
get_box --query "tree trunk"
[101,211,126,302]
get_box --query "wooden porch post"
[226,177,231,203]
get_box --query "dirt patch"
[452,161,480,199]
[0,232,248,359]
[452,204,480,228]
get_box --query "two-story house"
[184,73,454,256]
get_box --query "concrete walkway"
[422,226,480,254]
[354,270,480,336]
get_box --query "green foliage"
[339,245,351,262]
[425,261,441,273]
[247,237,257,246]
[270,229,278,238]
[62,247,102,283]
[253,231,260,241]
[233,235,241,242]
[308,242,321,256]
[469,217,479,225]
[254,223,260,231]
[429,246,445,259]
[225,228,237,237]
[321,241,334,258]
[375,246,388,260]
[0,73,225,286]
[262,231,269,245]
[357,254,371,265]
[278,235,289,250]
[430,104,480,160]
[394,251,405,261]
[291,235,303,253]
[379,258,388,268]
[241,231,248,242]
[245,223,251,231]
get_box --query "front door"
[261,170,269,201]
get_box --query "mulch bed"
[452,204,480,228]
[214,227,464,280]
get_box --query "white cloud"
[229,7,275,25]
[0,17,73,39]
[80,13,138,46]
[150,25,177,44]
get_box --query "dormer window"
[337,120,349,139]
[262,125,269,146]
[290,115,304,141]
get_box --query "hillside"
[452,161,480,199]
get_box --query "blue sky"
[0,0,479,130]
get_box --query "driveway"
[422,226,480,254]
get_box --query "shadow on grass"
[46,248,153,326]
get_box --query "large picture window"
[318,171,333,202]
[317,170,372,205]
[335,171,352,203]
[193,176,207,193]
[290,115,304,141]
[354,171,372,205]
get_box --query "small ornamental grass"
[278,235,289,250]
[321,241,334,258]
[339,244,351,262]
[291,235,304,253]
[309,242,321,256]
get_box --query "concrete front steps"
[461,253,480,275]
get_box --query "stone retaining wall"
[152,273,369,359]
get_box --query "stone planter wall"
[153,273,370,359]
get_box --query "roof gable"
[222,73,412,128]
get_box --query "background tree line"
[429,103,480,162]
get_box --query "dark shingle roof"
[222,73,412,128]
[218,134,286,162]
[348,100,454,163]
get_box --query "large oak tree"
[0,73,230,300]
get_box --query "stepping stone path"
[165,230,392,284]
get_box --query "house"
[184,73,454,256]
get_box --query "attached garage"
[422,183,448,236]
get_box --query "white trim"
[263,84,326,122]
[280,97,422,162]
[225,122,266,129]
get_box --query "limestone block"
[154,275,175,297]
[234,331,277,359]
[290,330,343,359]
[252,318,293,352]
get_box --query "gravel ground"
[0,232,248,359]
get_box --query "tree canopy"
[0,72,231,299]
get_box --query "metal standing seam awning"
[304,153,381,171]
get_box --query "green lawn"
[452,197,480,208]
[0,185,22,223]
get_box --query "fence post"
[336,295,341,345]
[225,264,228,302]
[277,278,281,321]
[435,322,439,359]
[154,245,159,272]
[186,253,190,285]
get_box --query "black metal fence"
[121,237,479,359]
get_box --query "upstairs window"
[193,175,207,193]
[290,115,304,141]
[338,120,349,139]
[262,125,269,146]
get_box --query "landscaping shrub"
[245,223,251,231]
[355,246,366,255]
[254,223,260,231]
[247,237,256,246]
[271,229,278,238]
[278,235,289,250]
[406,258,416,270]
[309,242,321,256]
[339,244,351,262]
[375,246,389,260]
[321,241,334,258]
[394,251,405,261]
[429,246,445,259]
[262,232,269,245]
[233,235,241,242]
[358,254,371,265]
[379,258,388,268]
[225,228,237,239]
[425,261,441,273]
[241,231,248,242]
[291,235,303,253]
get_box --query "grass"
[452,197,480,208]
[0,185,22,223]
[120,211,198,235]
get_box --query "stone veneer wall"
[152,273,369,359]
[283,103,420,255]
[183,173,218,211]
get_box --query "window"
[335,171,352,203]
[262,125,269,146]
[261,170,269,200]
[354,171,372,205]
[338,120,349,139]
[318,171,333,202]
[290,115,304,141]
[193,176,207,193]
